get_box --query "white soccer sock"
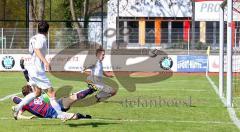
[49,97,63,115]
[15,92,36,111]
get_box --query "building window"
[194,21,200,44]
[128,21,139,43]
[161,21,168,43]
[172,21,183,43]
[145,21,155,43]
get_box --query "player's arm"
[22,69,29,82]
[20,59,29,82]
[81,65,95,74]
[17,110,36,120]
[34,49,51,71]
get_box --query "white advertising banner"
[208,55,240,72]
[208,55,220,72]
[195,0,240,21]
[7,54,240,72]
[0,54,177,72]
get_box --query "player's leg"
[76,83,97,99]
[86,81,116,102]
[58,85,97,111]
[95,84,117,102]
[46,88,75,121]
[46,88,64,114]
[57,112,91,121]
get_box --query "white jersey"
[28,33,51,89]
[90,60,103,82]
[29,34,47,73]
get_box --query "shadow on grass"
[23,121,120,128]
[67,122,120,128]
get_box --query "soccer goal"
[219,0,240,108]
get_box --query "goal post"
[220,0,233,107]
[220,0,240,108]
[219,2,224,98]
[226,0,233,108]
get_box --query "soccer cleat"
[88,83,98,91]
[11,106,18,120]
[95,95,101,102]
[61,112,76,122]
[85,114,92,119]
[85,80,98,91]
[76,113,92,119]
[20,59,25,69]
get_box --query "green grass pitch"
[0,72,239,132]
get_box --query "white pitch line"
[206,75,240,129]
[0,92,21,102]
[136,89,207,92]
[163,80,206,83]
[206,75,226,105]
[90,118,233,125]
[0,117,233,125]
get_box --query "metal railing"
[0,28,240,54]
[0,28,103,49]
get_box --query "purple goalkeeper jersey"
[13,96,58,118]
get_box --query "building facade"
[106,0,240,49]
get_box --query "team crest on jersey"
[2,56,15,69]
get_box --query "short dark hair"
[38,21,49,34]
[96,47,105,56]
[22,85,33,96]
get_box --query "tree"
[38,0,45,20]
[28,0,45,43]
[83,0,89,29]
[69,0,85,44]
[29,0,36,38]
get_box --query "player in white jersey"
[85,47,117,102]
[12,21,74,121]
